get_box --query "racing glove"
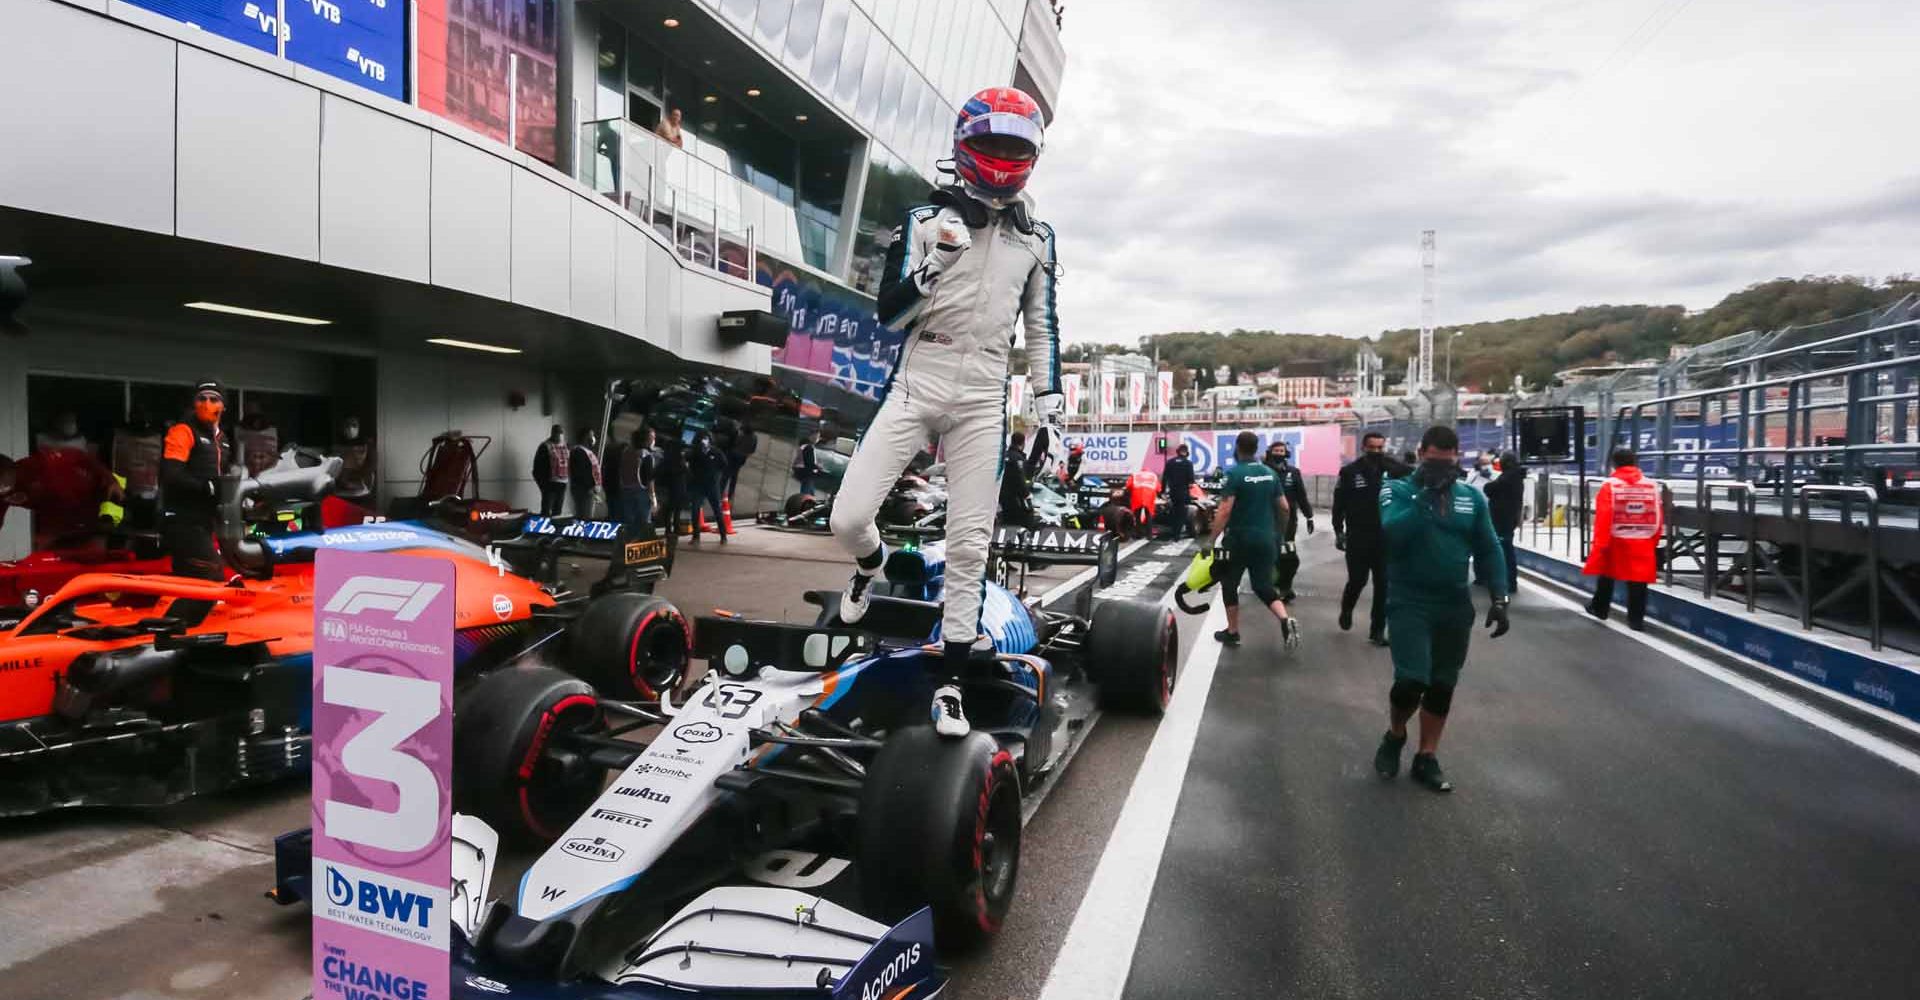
[1485,597,1511,638]
[1334,530,1347,551]
[914,218,972,293]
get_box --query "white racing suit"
[831,192,1061,647]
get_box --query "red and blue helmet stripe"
[953,87,1045,200]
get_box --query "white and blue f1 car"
[271,525,1172,998]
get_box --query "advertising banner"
[1156,372,1174,415]
[1063,373,1083,416]
[1062,424,1344,477]
[760,255,897,400]
[1127,373,1147,415]
[286,0,409,101]
[1008,374,1028,417]
[312,551,455,1000]
[1100,374,1118,416]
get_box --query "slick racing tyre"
[1086,599,1177,715]
[570,592,691,702]
[784,493,823,519]
[857,727,1021,951]
[1096,534,1120,588]
[454,665,605,845]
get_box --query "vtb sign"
[312,552,454,1000]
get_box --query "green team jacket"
[1380,474,1510,602]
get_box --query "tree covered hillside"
[1083,275,1919,392]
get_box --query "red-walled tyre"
[571,592,691,702]
[857,727,1021,952]
[454,665,604,845]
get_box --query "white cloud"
[1025,0,1920,344]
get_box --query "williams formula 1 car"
[270,522,1171,997]
[0,466,687,817]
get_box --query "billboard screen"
[286,0,408,101]
[121,0,281,53]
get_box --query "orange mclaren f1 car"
[0,467,689,817]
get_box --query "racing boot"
[930,684,969,738]
[1212,629,1240,646]
[1373,731,1407,779]
[837,544,887,624]
[1410,752,1453,793]
[1282,617,1301,651]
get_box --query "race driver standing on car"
[831,86,1062,738]
[1373,425,1510,793]
[159,381,233,579]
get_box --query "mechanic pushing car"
[1333,430,1407,645]
[1373,425,1510,793]
[1204,431,1301,650]
[158,380,232,580]
[1264,439,1315,601]
[831,86,1062,738]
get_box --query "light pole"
[1445,330,1463,388]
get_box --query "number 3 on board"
[321,666,442,853]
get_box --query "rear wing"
[990,525,1120,596]
[501,517,674,593]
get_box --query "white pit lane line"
[1522,575,1920,779]
[1036,598,1227,1000]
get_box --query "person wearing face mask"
[159,381,233,579]
[531,425,569,517]
[570,426,602,519]
[333,416,375,500]
[1332,432,1407,644]
[830,86,1063,739]
[1373,425,1510,793]
[1484,451,1526,596]
[1161,444,1196,540]
[1264,440,1314,600]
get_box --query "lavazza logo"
[614,786,672,804]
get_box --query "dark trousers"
[1588,576,1648,626]
[687,483,723,533]
[619,487,652,537]
[1164,496,1191,538]
[538,481,567,517]
[1273,517,1301,594]
[1498,530,1519,595]
[570,482,596,519]
[163,512,223,580]
[664,487,688,536]
[724,455,747,500]
[796,473,816,498]
[1341,537,1389,634]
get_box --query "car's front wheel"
[856,726,1022,951]
[454,665,605,845]
[1086,599,1177,714]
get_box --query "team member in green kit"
[1374,425,1511,792]
[1203,431,1302,651]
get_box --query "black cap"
[194,380,223,399]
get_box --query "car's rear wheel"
[570,593,690,702]
[857,727,1021,952]
[1086,599,1177,714]
[454,665,605,845]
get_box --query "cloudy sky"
[1025,0,1920,344]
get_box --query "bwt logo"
[324,866,435,928]
[345,47,386,81]
[324,577,444,621]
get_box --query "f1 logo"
[323,577,445,621]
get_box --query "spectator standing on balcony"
[569,427,601,519]
[1485,451,1525,596]
[655,107,684,149]
[1584,447,1661,630]
[532,425,568,517]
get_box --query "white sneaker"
[1282,618,1302,652]
[931,684,969,737]
[839,569,878,624]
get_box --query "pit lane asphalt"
[0,526,1195,1000]
[1114,541,1920,1000]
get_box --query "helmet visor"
[957,111,1043,156]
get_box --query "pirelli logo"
[625,539,668,566]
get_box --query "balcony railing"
[579,118,806,281]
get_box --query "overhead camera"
[0,255,30,336]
